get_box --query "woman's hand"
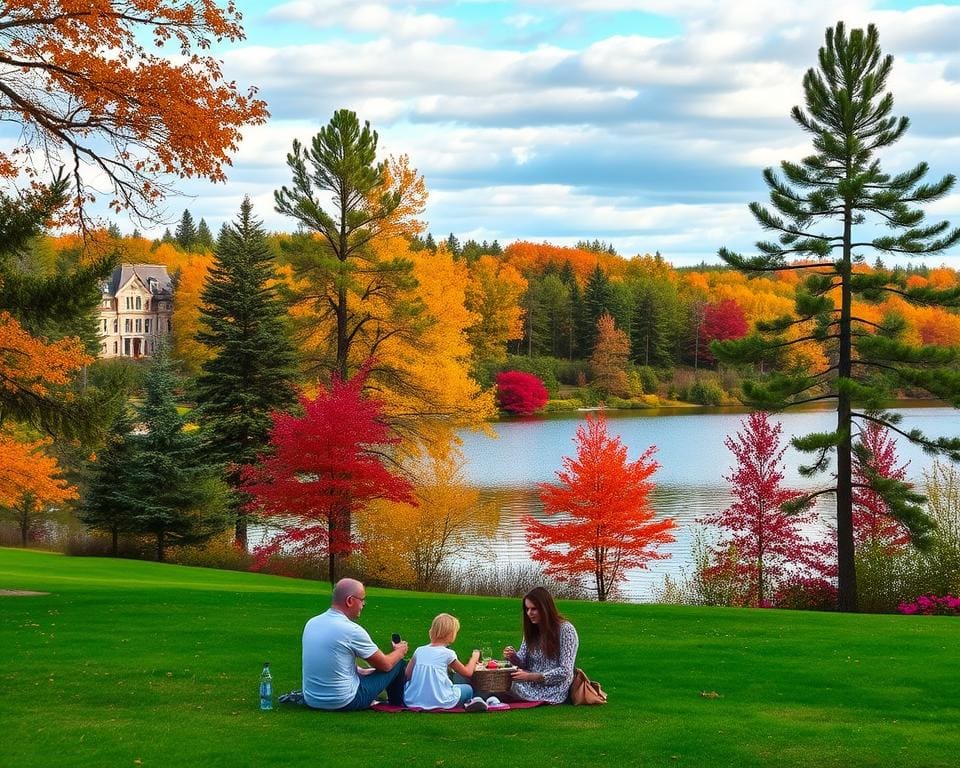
[510,669,541,682]
[503,645,518,663]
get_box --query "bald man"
[301,578,409,710]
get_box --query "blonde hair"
[429,613,460,643]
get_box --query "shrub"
[496,370,549,415]
[898,594,960,616]
[688,378,724,406]
[544,398,584,412]
[773,577,837,611]
[170,534,253,572]
[635,366,660,395]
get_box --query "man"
[302,578,408,710]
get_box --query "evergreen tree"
[107,222,122,239]
[160,227,175,244]
[174,209,197,250]
[196,218,215,250]
[559,262,584,359]
[193,198,298,547]
[715,22,960,611]
[78,406,139,555]
[274,108,423,382]
[582,264,613,354]
[126,344,230,561]
[446,233,461,259]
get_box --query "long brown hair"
[522,586,565,660]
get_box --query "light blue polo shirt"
[302,608,379,709]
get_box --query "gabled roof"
[104,264,173,298]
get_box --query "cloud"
[125,0,960,266]
[266,0,455,40]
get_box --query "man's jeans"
[339,660,407,711]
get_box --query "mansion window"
[113,341,118,354]
[135,319,142,333]
[135,296,142,310]
[125,318,132,333]
[113,319,119,333]
[144,319,151,333]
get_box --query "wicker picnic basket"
[471,667,513,694]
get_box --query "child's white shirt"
[403,645,458,709]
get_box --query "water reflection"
[458,405,958,602]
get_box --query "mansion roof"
[103,263,173,298]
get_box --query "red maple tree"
[527,414,675,601]
[496,370,549,415]
[701,411,828,606]
[242,365,416,582]
[852,422,911,550]
[701,298,748,365]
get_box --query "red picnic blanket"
[371,700,547,714]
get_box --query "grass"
[2,548,959,768]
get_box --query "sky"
[133,1,960,265]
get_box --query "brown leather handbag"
[569,668,607,705]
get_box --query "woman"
[503,586,579,704]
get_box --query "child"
[403,613,480,710]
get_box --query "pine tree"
[195,218,215,251]
[174,209,197,250]
[126,344,231,561]
[715,22,960,611]
[79,406,139,555]
[193,198,298,547]
[446,233,461,259]
[274,108,424,382]
[582,264,613,354]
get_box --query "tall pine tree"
[193,198,298,548]
[715,22,960,611]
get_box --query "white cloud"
[266,0,455,40]
[132,0,960,265]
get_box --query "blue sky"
[138,1,960,265]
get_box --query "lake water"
[456,405,960,601]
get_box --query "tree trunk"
[836,206,858,612]
[235,512,248,551]
[156,531,166,562]
[111,528,118,557]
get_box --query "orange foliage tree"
[590,313,631,396]
[527,414,675,601]
[0,0,267,221]
[0,431,77,545]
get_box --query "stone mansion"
[97,264,174,359]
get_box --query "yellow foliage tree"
[465,255,527,362]
[358,446,497,590]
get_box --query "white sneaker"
[464,697,488,712]
[485,697,502,707]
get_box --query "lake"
[456,404,960,601]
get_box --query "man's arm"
[364,640,408,672]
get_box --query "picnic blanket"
[371,700,548,714]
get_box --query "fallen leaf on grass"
[699,690,722,698]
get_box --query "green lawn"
[2,548,958,768]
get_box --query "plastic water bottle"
[259,662,273,711]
